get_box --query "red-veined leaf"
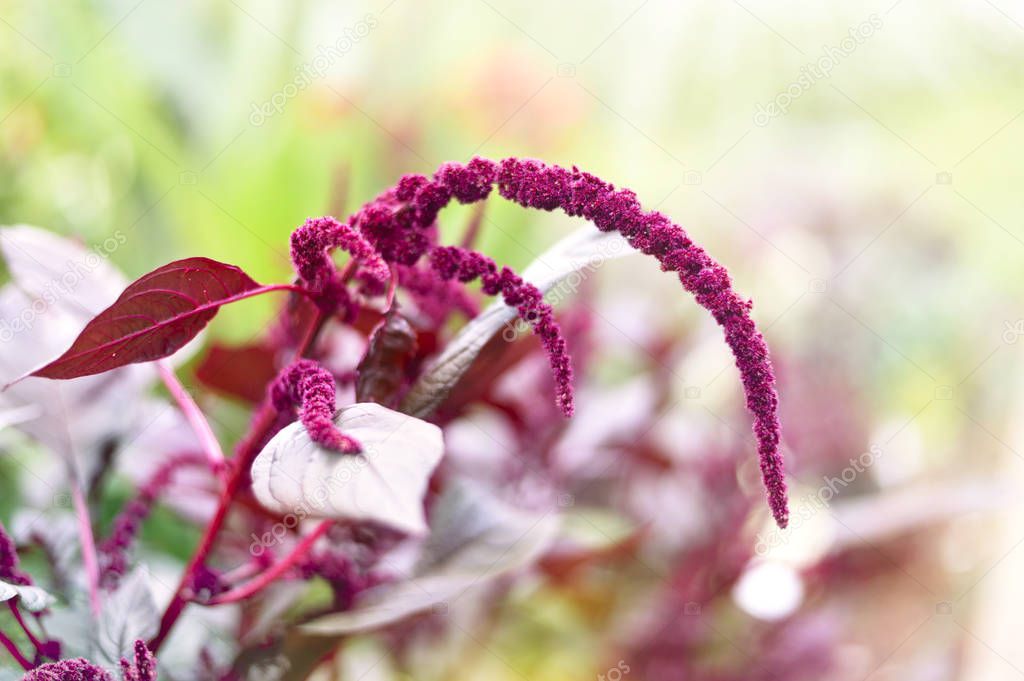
[21,257,297,381]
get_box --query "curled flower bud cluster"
[271,359,360,453]
[290,216,390,312]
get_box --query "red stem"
[0,630,31,671]
[206,520,332,605]
[150,307,328,653]
[8,602,44,655]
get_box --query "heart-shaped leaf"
[401,227,633,417]
[22,257,286,380]
[301,479,560,635]
[250,403,444,535]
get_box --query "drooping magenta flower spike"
[270,359,361,454]
[331,157,787,527]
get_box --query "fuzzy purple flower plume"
[316,157,788,526]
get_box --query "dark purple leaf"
[24,257,289,380]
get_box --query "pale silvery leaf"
[301,479,560,635]
[0,404,39,431]
[0,578,55,612]
[0,224,128,315]
[0,227,154,482]
[94,567,159,665]
[401,228,633,417]
[251,403,444,535]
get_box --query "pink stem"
[71,480,101,616]
[0,631,31,670]
[206,520,332,606]
[157,361,225,471]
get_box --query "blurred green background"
[3,1,1024,679]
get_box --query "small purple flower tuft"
[22,658,113,681]
[119,640,157,681]
[291,216,389,287]
[0,520,32,586]
[270,360,361,453]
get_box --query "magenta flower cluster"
[271,359,361,453]
[0,521,33,586]
[289,157,786,526]
[22,640,155,681]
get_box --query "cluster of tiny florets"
[494,157,786,526]
[23,640,157,681]
[119,640,157,681]
[429,245,574,416]
[271,359,360,453]
[290,216,391,311]
[287,157,787,526]
[22,658,112,681]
